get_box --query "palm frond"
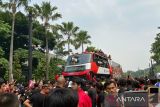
[51,6,57,11]
[51,13,62,20]
[73,30,92,50]
[72,26,79,34]
[34,4,41,14]
[1,2,11,10]
[58,40,66,47]
[17,0,29,8]
[68,22,73,31]
[34,1,61,25]
[26,6,39,19]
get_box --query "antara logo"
[116,97,146,102]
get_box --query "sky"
[31,0,160,71]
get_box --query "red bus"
[62,52,113,80]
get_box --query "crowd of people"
[0,75,160,107]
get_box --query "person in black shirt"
[45,88,78,107]
[24,84,50,107]
[31,83,40,95]
[96,82,105,107]
[117,78,127,93]
[0,93,19,107]
[88,81,97,107]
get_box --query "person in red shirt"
[71,77,92,107]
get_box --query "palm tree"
[51,25,66,56]
[2,0,30,82]
[25,6,37,82]
[59,22,79,52]
[34,2,61,80]
[74,30,91,53]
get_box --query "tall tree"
[34,2,61,80]
[2,0,30,82]
[59,22,79,52]
[51,25,67,57]
[151,33,160,64]
[26,6,33,81]
[25,5,39,82]
[74,30,91,52]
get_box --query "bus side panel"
[91,62,98,74]
[108,65,113,75]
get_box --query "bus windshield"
[66,54,91,65]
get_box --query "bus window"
[94,54,108,68]
[93,54,100,66]
[67,54,91,65]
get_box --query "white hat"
[68,81,72,88]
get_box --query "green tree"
[0,47,4,58]
[0,47,9,79]
[0,21,10,79]
[2,0,30,82]
[86,46,98,52]
[12,48,46,81]
[151,33,160,64]
[74,30,91,52]
[0,20,11,36]
[34,1,61,80]
[25,6,37,81]
[49,57,65,80]
[59,22,79,52]
[13,48,28,81]
[31,50,45,80]
[0,11,29,54]
[51,25,67,57]
[0,9,59,81]
[0,19,11,55]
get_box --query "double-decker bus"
[62,51,113,80]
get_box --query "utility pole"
[28,11,33,82]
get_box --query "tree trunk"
[45,28,49,80]
[82,42,84,53]
[28,12,33,82]
[68,35,70,53]
[9,13,15,82]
